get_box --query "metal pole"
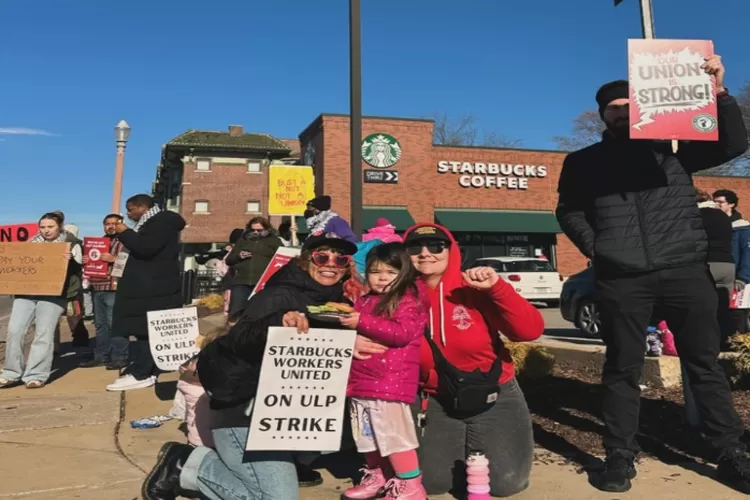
[111,142,126,214]
[349,0,363,238]
[638,0,655,39]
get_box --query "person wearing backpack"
[401,224,545,498]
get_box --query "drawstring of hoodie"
[428,281,447,346]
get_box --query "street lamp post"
[349,0,363,237]
[112,120,131,214]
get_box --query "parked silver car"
[559,267,600,336]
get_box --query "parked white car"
[469,256,563,306]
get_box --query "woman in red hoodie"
[402,223,544,498]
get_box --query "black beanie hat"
[596,80,629,116]
[308,195,332,211]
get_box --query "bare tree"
[698,82,750,176]
[432,112,522,148]
[552,110,605,151]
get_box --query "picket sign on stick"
[147,306,200,371]
[246,327,356,451]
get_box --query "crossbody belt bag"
[424,329,503,418]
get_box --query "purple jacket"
[346,286,429,404]
[324,217,358,243]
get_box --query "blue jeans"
[180,426,299,500]
[3,297,66,383]
[92,291,129,363]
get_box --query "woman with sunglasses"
[402,223,545,498]
[142,232,388,500]
[224,217,282,317]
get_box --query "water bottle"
[466,450,491,500]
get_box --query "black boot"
[717,446,750,494]
[142,442,203,500]
[596,449,637,493]
[296,461,323,487]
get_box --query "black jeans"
[228,284,254,317]
[410,378,533,497]
[127,339,155,380]
[596,263,744,454]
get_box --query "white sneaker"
[106,374,156,391]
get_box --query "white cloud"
[0,127,57,137]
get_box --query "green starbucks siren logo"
[361,133,402,168]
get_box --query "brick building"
[153,116,750,277]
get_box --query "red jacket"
[402,223,545,392]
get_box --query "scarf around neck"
[31,231,67,243]
[134,206,161,232]
[306,210,338,235]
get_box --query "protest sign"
[147,306,200,371]
[0,223,38,242]
[249,247,301,298]
[111,248,129,278]
[268,166,314,216]
[628,39,718,141]
[83,237,110,278]
[247,327,356,451]
[731,288,750,309]
[0,242,69,295]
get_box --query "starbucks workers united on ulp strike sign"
[628,39,718,141]
[246,327,356,452]
[147,307,200,371]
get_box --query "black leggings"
[411,378,534,497]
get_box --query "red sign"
[0,223,38,242]
[83,237,110,278]
[250,247,301,298]
[628,39,718,141]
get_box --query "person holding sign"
[340,242,429,500]
[142,232,379,500]
[401,224,544,498]
[107,194,186,392]
[0,212,82,389]
[556,56,750,494]
[224,217,282,316]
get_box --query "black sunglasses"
[406,241,447,256]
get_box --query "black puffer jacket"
[556,93,748,277]
[198,261,349,410]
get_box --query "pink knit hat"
[375,217,392,228]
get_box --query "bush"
[727,333,750,385]
[195,293,225,311]
[505,341,555,380]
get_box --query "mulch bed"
[521,362,750,468]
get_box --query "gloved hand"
[735,280,746,292]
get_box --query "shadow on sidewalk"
[48,342,82,384]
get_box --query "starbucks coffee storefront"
[298,114,581,276]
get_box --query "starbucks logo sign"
[361,133,402,169]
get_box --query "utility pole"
[349,0,363,237]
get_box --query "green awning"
[435,209,561,233]
[296,206,415,234]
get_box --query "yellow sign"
[268,166,315,215]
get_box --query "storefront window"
[454,232,557,270]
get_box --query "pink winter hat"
[375,217,392,228]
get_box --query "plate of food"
[307,302,354,323]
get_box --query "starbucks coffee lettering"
[437,161,548,190]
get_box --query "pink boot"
[343,468,387,500]
[381,477,427,500]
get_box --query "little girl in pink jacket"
[340,242,429,500]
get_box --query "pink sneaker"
[381,477,427,500]
[343,468,387,500]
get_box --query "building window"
[246,200,261,213]
[195,159,211,171]
[247,161,261,173]
[194,200,209,214]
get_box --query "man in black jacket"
[556,55,750,494]
[107,194,186,392]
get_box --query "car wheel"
[576,300,601,337]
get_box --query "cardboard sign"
[147,306,200,371]
[0,223,38,242]
[628,39,718,141]
[83,237,110,278]
[268,166,315,216]
[250,247,301,298]
[0,242,70,296]
[111,248,129,278]
[246,327,356,451]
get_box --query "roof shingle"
[167,130,292,152]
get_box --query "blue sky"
[1,0,749,238]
